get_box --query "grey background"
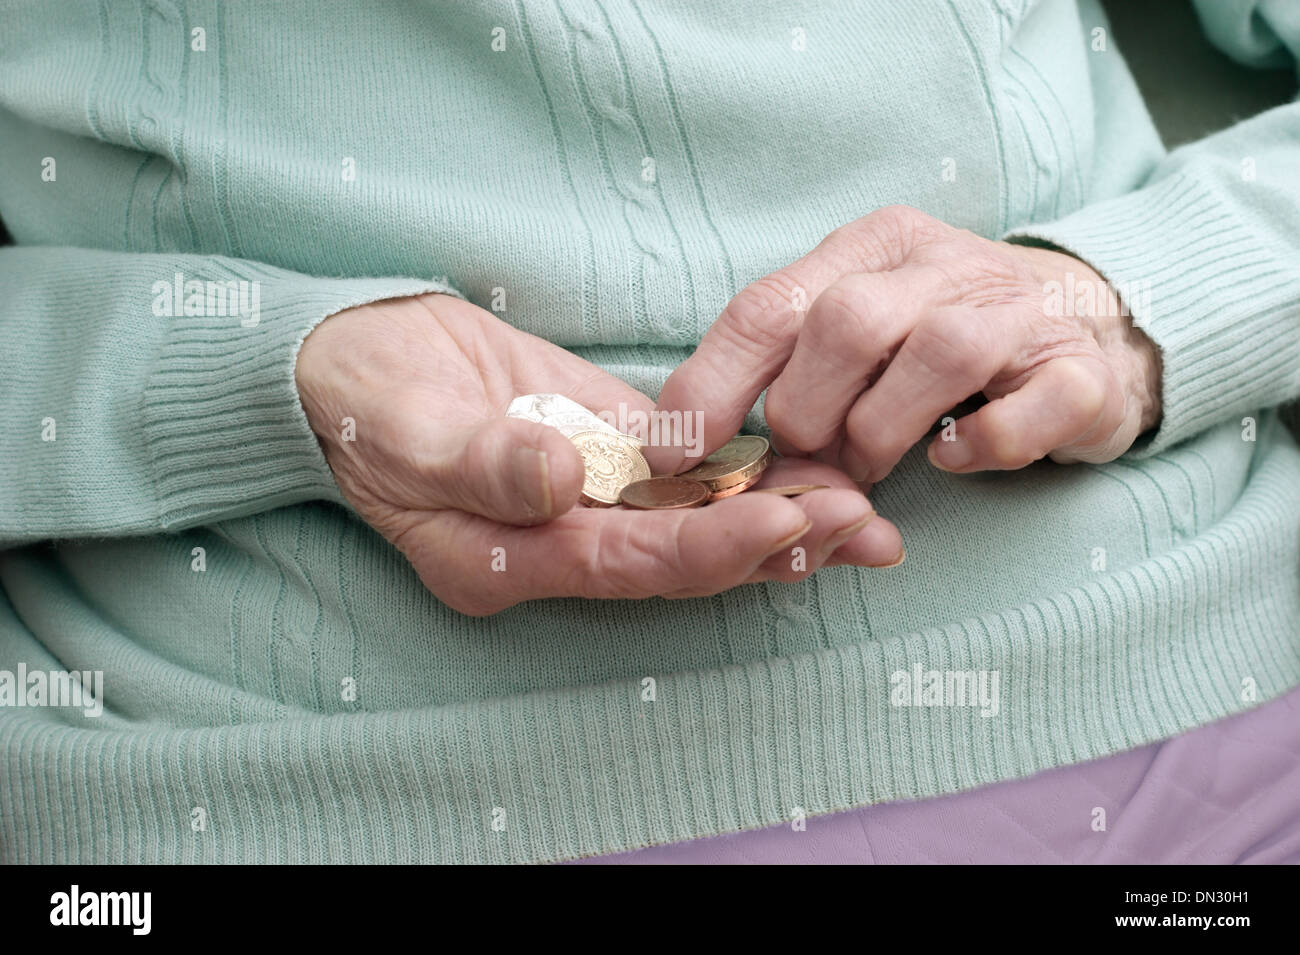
[1102,0,1295,145]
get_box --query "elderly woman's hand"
[656,205,1163,483]
[295,293,904,615]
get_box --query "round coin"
[705,471,765,501]
[619,477,710,510]
[679,435,772,491]
[568,429,651,506]
[751,484,830,497]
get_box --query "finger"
[927,356,1118,473]
[399,492,815,615]
[751,486,871,580]
[569,377,681,477]
[655,206,944,473]
[425,416,587,525]
[741,456,903,578]
[764,269,933,455]
[840,305,1012,482]
[821,517,905,569]
[746,492,899,581]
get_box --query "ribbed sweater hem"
[3,416,1298,864]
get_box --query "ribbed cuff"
[1005,172,1300,454]
[141,260,457,529]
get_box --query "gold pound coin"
[568,429,651,506]
[679,435,773,493]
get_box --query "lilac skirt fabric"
[574,685,1300,864]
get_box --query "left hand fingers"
[926,355,1126,473]
[654,206,942,473]
[763,268,953,464]
[833,304,1015,482]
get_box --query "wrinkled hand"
[295,293,903,615]
[657,205,1162,483]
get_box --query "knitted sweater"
[1,0,1298,864]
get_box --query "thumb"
[428,416,586,525]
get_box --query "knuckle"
[447,430,514,512]
[808,277,865,330]
[852,430,896,476]
[769,417,827,457]
[1058,359,1111,427]
[805,276,891,360]
[845,406,897,465]
[717,274,805,359]
[824,215,904,271]
[608,523,688,597]
[457,422,497,475]
[908,310,991,383]
[872,203,932,234]
[551,522,608,598]
[553,518,683,600]
[863,204,945,247]
[993,446,1037,470]
[761,382,810,450]
[979,413,1037,469]
[385,513,432,564]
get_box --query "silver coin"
[506,393,639,443]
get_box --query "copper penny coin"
[619,477,710,510]
[705,471,765,501]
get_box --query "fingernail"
[930,436,973,471]
[818,511,875,561]
[764,519,814,558]
[869,547,906,568]
[513,447,552,517]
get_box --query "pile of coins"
[506,393,825,510]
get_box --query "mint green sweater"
[2,0,1299,864]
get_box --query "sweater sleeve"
[1004,0,1300,455]
[1,245,456,547]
